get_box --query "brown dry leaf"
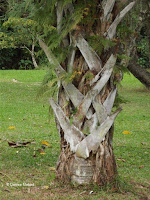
[139,165,144,169]
[117,158,125,162]
[37,148,46,155]
[8,141,31,148]
[141,142,147,145]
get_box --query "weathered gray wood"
[49,99,85,152]
[103,87,117,114]
[93,54,117,93]
[105,1,136,39]
[75,108,122,159]
[67,43,76,73]
[56,1,63,33]
[63,83,84,108]
[39,39,61,66]
[92,100,107,125]
[73,90,96,129]
[76,34,102,72]
[102,0,116,21]
[90,71,101,86]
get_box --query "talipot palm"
[37,0,135,186]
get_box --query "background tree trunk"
[121,0,150,89]
[128,61,150,89]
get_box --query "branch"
[21,41,38,68]
[31,40,38,68]
[75,107,122,159]
[105,1,136,39]
[76,34,102,72]
[20,45,32,54]
[49,98,85,152]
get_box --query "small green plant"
[19,59,33,70]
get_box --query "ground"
[0,70,150,199]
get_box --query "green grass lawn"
[0,70,150,199]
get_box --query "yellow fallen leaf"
[8,126,16,129]
[122,131,131,134]
[40,152,46,155]
[41,141,50,146]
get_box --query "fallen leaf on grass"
[40,152,46,155]
[37,148,46,155]
[79,191,86,196]
[141,142,147,145]
[117,158,126,162]
[8,141,32,148]
[8,126,16,130]
[41,141,50,146]
[111,187,119,192]
[3,189,11,192]
[139,165,144,169]
[49,167,56,171]
[122,131,131,134]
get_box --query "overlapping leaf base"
[39,0,135,186]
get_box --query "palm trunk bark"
[40,0,135,186]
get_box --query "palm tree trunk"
[40,0,135,186]
[56,127,117,185]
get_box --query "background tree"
[0,0,32,69]
[117,0,150,89]
[1,17,40,69]
[0,0,40,69]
